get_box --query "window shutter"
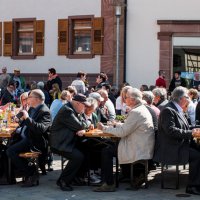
[0,22,2,56]
[92,17,104,55]
[3,21,13,56]
[58,19,68,55]
[34,20,45,56]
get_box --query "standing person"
[50,94,90,191]
[191,72,200,89]
[71,71,87,94]
[6,89,51,187]
[169,71,187,93]
[0,67,11,91]
[47,68,62,93]
[96,73,107,90]
[155,70,166,88]
[154,86,200,195]
[11,68,26,93]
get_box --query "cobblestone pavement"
[0,156,199,200]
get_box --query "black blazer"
[153,101,192,165]
[50,102,85,153]
[24,104,52,151]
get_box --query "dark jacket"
[50,102,85,153]
[156,99,168,111]
[153,101,192,165]
[169,77,187,92]
[1,89,16,105]
[47,76,62,92]
[23,104,52,151]
[145,105,158,134]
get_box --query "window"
[17,22,34,55]
[72,19,92,55]
[173,37,200,72]
[3,18,44,59]
[58,16,103,58]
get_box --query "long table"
[83,129,119,187]
[83,129,117,138]
[0,123,18,184]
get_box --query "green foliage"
[115,115,126,122]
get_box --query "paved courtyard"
[0,156,199,200]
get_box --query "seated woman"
[50,83,61,101]
[50,90,71,121]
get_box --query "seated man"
[1,81,17,105]
[6,89,51,187]
[152,87,168,111]
[154,86,200,195]
[50,93,90,191]
[96,89,116,123]
[96,87,155,192]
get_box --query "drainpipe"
[115,5,121,90]
[123,0,127,83]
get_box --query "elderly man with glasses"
[6,89,51,187]
[154,86,200,195]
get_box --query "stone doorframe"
[157,20,200,87]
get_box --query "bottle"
[7,109,12,125]
[3,110,8,128]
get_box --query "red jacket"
[156,77,166,88]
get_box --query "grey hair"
[37,81,45,89]
[143,91,154,105]
[86,97,98,110]
[121,85,132,95]
[171,86,188,103]
[127,88,143,104]
[31,89,45,102]
[152,88,167,100]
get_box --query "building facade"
[126,0,200,88]
[0,0,125,88]
[1,0,200,89]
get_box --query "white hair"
[127,88,143,104]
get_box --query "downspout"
[123,0,127,83]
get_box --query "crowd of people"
[0,67,200,195]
